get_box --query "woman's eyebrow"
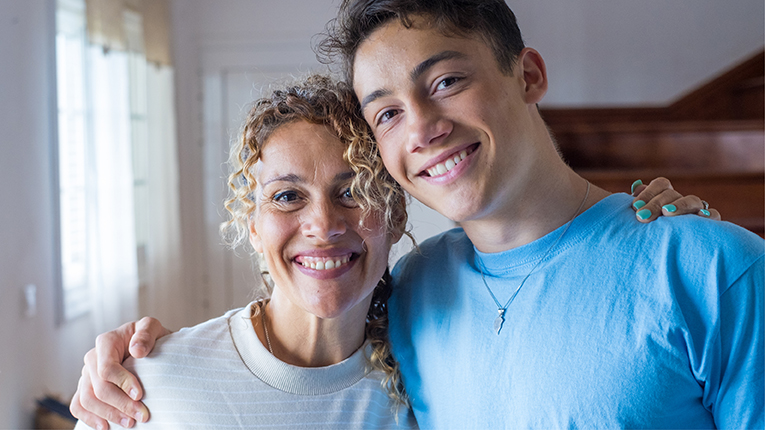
[262,174,302,187]
[261,171,353,187]
[334,171,355,182]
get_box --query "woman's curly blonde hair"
[220,74,410,408]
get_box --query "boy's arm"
[70,317,171,429]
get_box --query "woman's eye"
[436,76,460,91]
[273,190,299,203]
[340,187,359,207]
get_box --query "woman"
[74,75,416,429]
[71,75,717,429]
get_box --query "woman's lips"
[295,254,352,271]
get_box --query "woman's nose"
[301,202,347,242]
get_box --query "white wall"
[511,0,764,106]
[0,0,96,427]
[170,0,765,106]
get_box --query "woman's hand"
[630,177,721,223]
[70,317,172,429]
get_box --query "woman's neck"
[255,291,370,367]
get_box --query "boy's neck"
[461,168,610,254]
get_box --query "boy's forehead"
[357,16,469,54]
[354,19,468,70]
[352,18,488,91]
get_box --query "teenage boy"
[336,2,762,428]
[71,1,762,429]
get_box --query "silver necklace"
[477,181,591,335]
[260,302,274,354]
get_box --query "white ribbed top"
[74,303,417,429]
[230,305,374,395]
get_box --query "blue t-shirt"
[390,193,764,429]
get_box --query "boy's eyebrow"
[359,50,467,113]
[409,50,466,82]
[360,89,391,113]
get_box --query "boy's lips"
[419,143,479,178]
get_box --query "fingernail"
[121,417,131,427]
[97,424,105,430]
[663,204,677,213]
[130,388,139,400]
[136,411,145,422]
[631,179,643,194]
[700,209,710,217]
[633,200,646,210]
[637,209,651,220]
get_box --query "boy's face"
[352,17,545,223]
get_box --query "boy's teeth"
[301,256,350,271]
[428,150,469,177]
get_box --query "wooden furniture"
[542,51,764,236]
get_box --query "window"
[54,0,179,329]
[55,0,90,321]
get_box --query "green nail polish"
[663,204,677,213]
[633,200,646,210]
[700,209,710,217]
[637,209,651,220]
[631,179,643,194]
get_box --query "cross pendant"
[494,308,506,335]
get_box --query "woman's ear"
[248,217,263,253]
[389,194,407,245]
[518,47,548,105]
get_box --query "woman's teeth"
[299,256,351,270]
[427,150,468,177]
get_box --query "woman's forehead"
[256,121,350,184]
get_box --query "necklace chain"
[260,302,274,354]
[477,181,591,335]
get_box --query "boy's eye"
[436,76,460,90]
[377,109,399,125]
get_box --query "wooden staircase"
[541,50,764,235]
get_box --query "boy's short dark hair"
[318,0,526,84]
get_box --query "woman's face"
[249,120,401,320]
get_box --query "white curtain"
[142,65,184,327]
[56,0,179,330]
[86,45,139,332]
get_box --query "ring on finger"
[701,200,709,210]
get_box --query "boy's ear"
[248,217,263,253]
[518,47,548,105]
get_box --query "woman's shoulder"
[156,307,240,350]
